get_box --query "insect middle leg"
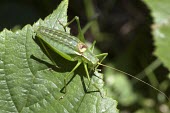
[90,40,108,65]
[83,63,104,97]
[96,53,108,69]
[63,61,82,94]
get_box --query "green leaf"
[154,25,170,70]
[0,0,118,113]
[144,0,170,24]
[144,0,170,70]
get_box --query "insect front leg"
[95,53,108,69]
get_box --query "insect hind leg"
[58,16,85,42]
[63,61,82,93]
[37,37,59,68]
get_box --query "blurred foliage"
[0,0,169,113]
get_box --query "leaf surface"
[0,0,118,113]
[144,0,170,69]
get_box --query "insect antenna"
[98,63,170,101]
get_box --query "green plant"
[0,0,118,112]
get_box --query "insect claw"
[59,94,67,100]
[59,96,64,100]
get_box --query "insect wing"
[36,26,81,61]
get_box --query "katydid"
[35,16,169,100]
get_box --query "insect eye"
[78,43,87,53]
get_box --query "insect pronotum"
[35,16,169,100]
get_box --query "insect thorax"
[82,49,99,68]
